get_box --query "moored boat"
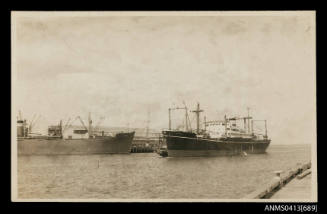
[161,103,271,157]
[16,112,135,155]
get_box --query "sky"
[12,12,316,144]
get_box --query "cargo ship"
[161,103,270,157]
[17,113,135,155]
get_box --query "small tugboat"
[157,148,168,157]
[157,134,168,157]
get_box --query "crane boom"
[168,105,190,131]
[33,115,41,125]
[29,114,41,133]
[76,116,88,130]
[182,101,191,131]
[62,118,71,132]
[30,114,37,125]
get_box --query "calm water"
[17,144,311,199]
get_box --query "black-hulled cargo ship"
[17,113,135,155]
[161,103,270,157]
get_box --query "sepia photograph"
[11,11,317,202]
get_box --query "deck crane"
[30,114,37,125]
[76,116,88,131]
[226,116,252,134]
[62,117,71,133]
[88,113,92,137]
[168,103,190,131]
[182,101,192,132]
[62,116,88,134]
[29,114,41,133]
[28,114,36,132]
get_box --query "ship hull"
[17,132,135,155]
[164,134,270,157]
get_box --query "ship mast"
[182,101,190,132]
[264,120,268,138]
[59,119,63,138]
[29,114,41,134]
[251,120,254,135]
[251,119,268,138]
[224,115,227,136]
[168,105,189,131]
[185,109,188,131]
[192,102,203,134]
[18,110,22,121]
[63,117,71,134]
[168,108,171,130]
[88,112,93,137]
[146,109,150,138]
[204,116,206,132]
[247,107,250,134]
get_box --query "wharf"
[244,162,312,199]
[271,173,311,199]
[131,137,158,153]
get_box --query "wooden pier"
[244,162,311,199]
[271,173,311,199]
[130,145,155,153]
[131,135,160,153]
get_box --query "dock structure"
[131,135,160,153]
[244,162,311,199]
[271,173,311,199]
